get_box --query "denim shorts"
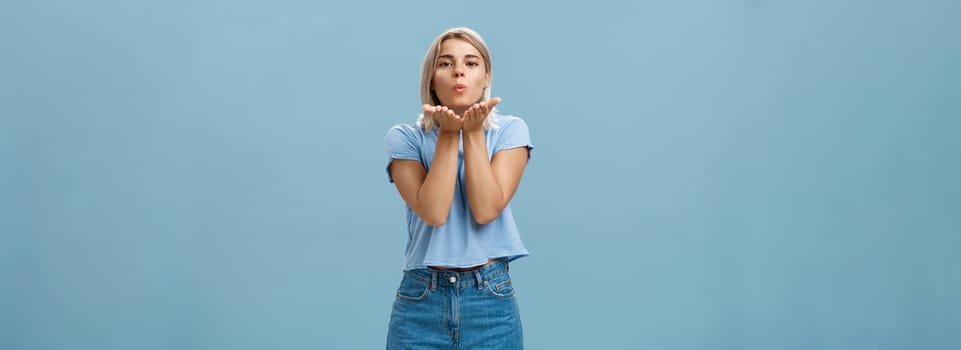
[386,258,523,349]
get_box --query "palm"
[462,97,501,132]
[423,104,463,133]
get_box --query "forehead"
[438,38,482,58]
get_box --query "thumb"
[486,97,502,109]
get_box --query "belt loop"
[430,270,437,291]
[473,270,484,290]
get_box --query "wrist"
[462,128,484,137]
[462,129,485,145]
[437,130,461,142]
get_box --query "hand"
[462,97,501,132]
[423,104,462,134]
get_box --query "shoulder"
[386,122,425,140]
[489,113,531,138]
[490,113,529,131]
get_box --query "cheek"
[473,72,488,86]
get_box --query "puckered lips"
[452,83,467,93]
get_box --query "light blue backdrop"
[3,0,959,349]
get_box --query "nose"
[453,64,465,77]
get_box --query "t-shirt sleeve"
[493,117,533,160]
[385,125,421,183]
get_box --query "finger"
[468,104,480,118]
[471,105,485,120]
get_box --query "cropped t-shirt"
[385,113,532,270]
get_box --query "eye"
[437,61,452,68]
[466,61,479,67]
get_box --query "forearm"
[462,130,505,224]
[415,131,460,225]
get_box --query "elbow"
[425,217,447,227]
[415,204,451,227]
[421,211,449,227]
[473,210,500,225]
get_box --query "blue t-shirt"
[385,113,532,270]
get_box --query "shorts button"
[449,276,457,283]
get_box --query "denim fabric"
[386,259,523,349]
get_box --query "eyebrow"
[437,54,482,60]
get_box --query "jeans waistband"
[404,258,509,290]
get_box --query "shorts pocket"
[396,275,430,301]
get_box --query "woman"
[384,27,533,349]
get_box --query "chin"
[452,97,482,107]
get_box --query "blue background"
[3,0,959,349]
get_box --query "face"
[431,38,490,113]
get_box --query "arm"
[390,106,463,226]
[460,98,528,224]
[462,132,529,224]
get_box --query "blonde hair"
[417,27,497,131]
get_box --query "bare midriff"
[428,259,497,272]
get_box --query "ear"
[485,73,490,88]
